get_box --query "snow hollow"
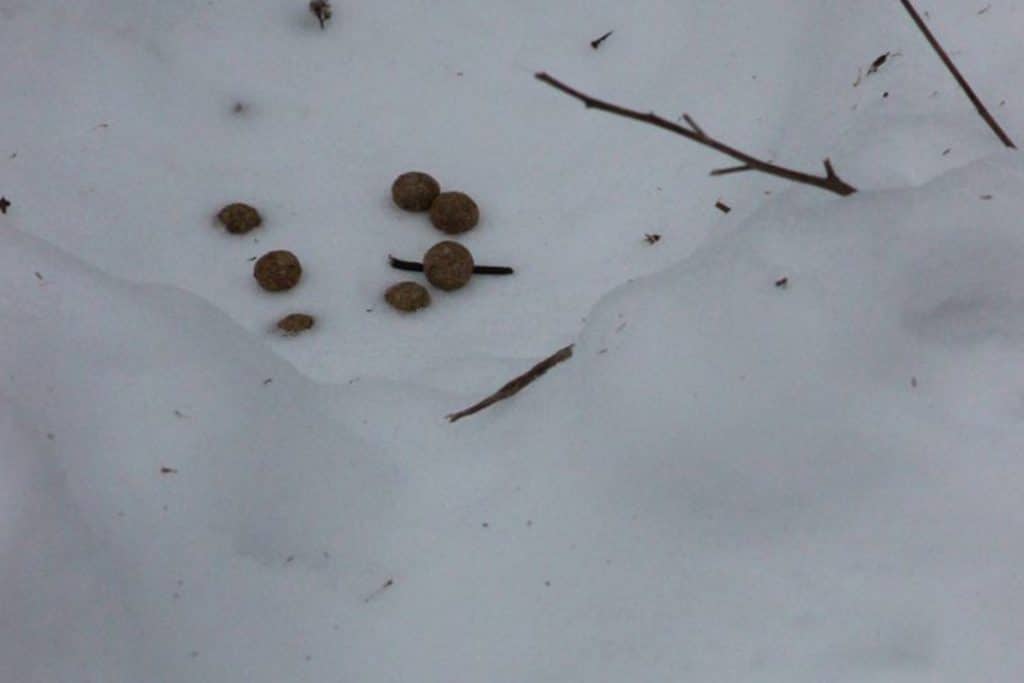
[2,2,1023,681]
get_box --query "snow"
[2,1,1024,681]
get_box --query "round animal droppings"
[391,172,441,212]
[423,241,474,291]
[429,191,479,234]
[254,250,302,291]
[385,281,431,312]
[276,313,315,335]
[217,202,262,234]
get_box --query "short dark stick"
[389,255,514,275]
[472,264,515,275]
[535,72,857,196]
[388,255,423,272]
[447,344,574,423]
[897,0,1015,149]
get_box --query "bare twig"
[535,73,857,196]
[447,345,574,423]
[897,0,1015,149]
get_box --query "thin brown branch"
[447,345,574,423]
[897,0,1016,149]
[535,72,857,196]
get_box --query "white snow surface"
[2,1,1024,681]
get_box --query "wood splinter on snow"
[447,345,574,423]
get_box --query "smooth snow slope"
[2,1,1023,682]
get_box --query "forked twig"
[897,0,1015,149]
[447,345,574,423]
[535,72,857,196]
